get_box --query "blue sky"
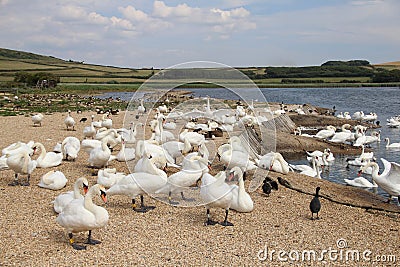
[0,0,399,68]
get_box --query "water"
[98,87,400,200]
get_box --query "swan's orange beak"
[101,192,107,203]
[83,185,89,194]
[357,170,362,176]
[228,172,235,181]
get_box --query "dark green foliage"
[14,72,60,87]
[372,69,400,82]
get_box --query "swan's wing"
[386,161,400,185]
[380,158,392,178]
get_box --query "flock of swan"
[2,95,400,250]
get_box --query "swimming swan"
[56,184,109,250]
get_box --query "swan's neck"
[369,163,381,181]
[73,180,83,199]
[37,143,46,160]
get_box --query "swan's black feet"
[134,206,155,213]
[204,219,218,226]
[169,200,180,206]
[220,221,234,227]
[85,238,101,245]
[20,181,30,186]
[8,180,19,186]
[72,243,87,250]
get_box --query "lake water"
[98,87,400,200]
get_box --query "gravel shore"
[0,109,399,267]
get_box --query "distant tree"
[14,71,60,87]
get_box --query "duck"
[359,158,400,203]
[56,184,109,250]
[155,155,210,204]
[38,170,67,190]
[384,137,400,149]
[6,151,37,186]
[262,177,278,196]
[53,177,89,213]
[32,142,63,168]
[64,110,76,131]
[309,187,321,220]
[344,177,377,188]
[97,168,125,188]
[61,137,80,161]
[200,171,234,226]
[227,167,254,213]
[31,113,44,127]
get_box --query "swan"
[289,155,319,173]
[344,177,377,188]
[179,129,205,148]
[135,140,176,169]
[53,142,62,153]
[359,144,374,160]
[6,151,37,186]
[161,139,192,164]
[31,113,44,126]
[56,184,109,250]
[97,168,125,188]
[228,167,254,213]
[117,122,142,144]
[88,139,112,169]
[81,139,102,155]
[53,177,89,213]
[64,110,76,131]
[101,113,113,129]
[83,121,96,139]
[116,139,135,162]
[300,156,322,178]
[314,125,336,139]
[157,104,168,113]
[38,170,67,190]
[32,142,63,168]
[153,116,175,143]
[61,137,80,161]
[0,155,8,170]
[2,141,34,156]
[95,129,121,150]
[359,158,400,203]
[330,125,354,143]
[155,155,210,204]
[306,149,331,166]
[200,171,234,226]
[137,98,146,115]
[219,144,258,175]
[257,152,291,174]
[384,137,400,148]
[106,167,167,212]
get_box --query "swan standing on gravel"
[384,137,400,148]
[56,184,109,250]
[200,171,234,226]
[83,121,96,139]
[359,158,400,203]
[61,137,80,161]
[101,113,113,129]
[31,113,44,127]
[137,98,146,116]
[53,177,89,213]
[64,110,76,131]
[6,151,37,186]
[38,170,67,190]
[228,167,254,213]
[32,142,63,168]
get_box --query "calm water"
[99,87,400,200]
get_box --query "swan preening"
[38,170,67,190]
[56,184,109,250]
[359,158,400,203]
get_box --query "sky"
[0,0,399,68]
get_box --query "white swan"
[2,141,34,156]
[106,168,167,212]
[0,155,8,170]
[53,177,89,213]
[269,152,291,174]
[300,156,322,178]
[153,116,175,143]
[88,139,112,169]
[116,139,135,162]
[6,151,37,186]
[56,184,109,250]
[161,139,192,164]
[344,177,377,188]
[97,168,125,188]
[137,98,146,115]
[179,129,205,148]
[314,125,336,139]
[83,121,96,139]
[32,142,63,168]
[101,113,113,129]
[200,171,234,226]
[360,158,400,203]
[220,144,257,174]
[81,139,102,155]
[228,167,254,213]
[64,110,76,131]
[95,129,121,150]
[38,170,67,190]
[61,136,80,161]
[156,155,210,204]
[31,113,44,126]
[384,137,400,148]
